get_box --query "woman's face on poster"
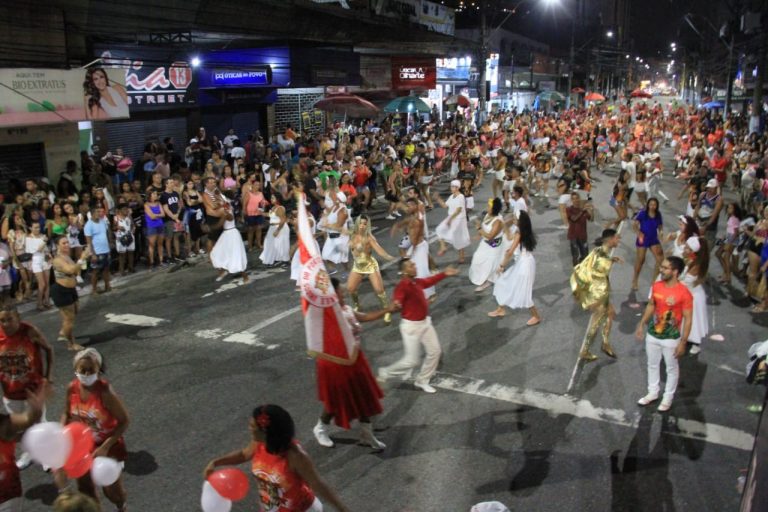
[92,70,107,90]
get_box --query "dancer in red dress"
[311,278,397,451]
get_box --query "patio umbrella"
[444,94,471,108]
[313,93,380,118]
[630,89,653,99]
[383,95,432,114]
[571,87,586,94]
[703,101,724,109]
[585,92,606,102]
[537,91,566,103]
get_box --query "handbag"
[16,253,32,263]
[119,233,134,247]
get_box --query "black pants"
[569,239,589,266]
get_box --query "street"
[16,149,766,512]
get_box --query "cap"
[706,178,719,189]
[336,191,347,203]
[189,138,198,144]
[686,236,701,253]
[651,153,660,160]
[450,179,461,188]
[471,501,510,512]
[354,155,363,160]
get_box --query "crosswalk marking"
[433,372,754,452]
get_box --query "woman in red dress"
[311,278,396,451]
[55,348,130,512]
[204,404,350,512]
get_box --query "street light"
[606,30,614,38]
[191,56,201,67]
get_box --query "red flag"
[296,193,358,365]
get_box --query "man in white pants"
[635,256,693,412]
[378,260,459,393]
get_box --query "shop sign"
[392,58,436,90]
[0,68,129,127]
[209,68,271,87]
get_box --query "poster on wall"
[0,68,129,127]
[95,48,196,110]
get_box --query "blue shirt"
[84,218,110,255]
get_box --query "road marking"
[567,220,625,394]
[105,313,167,327]
[433,372,754,452]
[202,268,286,298]
[717,364,742,376]
[194,329,267,347]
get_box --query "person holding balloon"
[55,348,130,512]
[204,404,350,512]
[0,381,50,512]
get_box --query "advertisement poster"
[391,57,436,90]
[0,68,128,127]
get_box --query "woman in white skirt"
[260,195,290,266]
[210,195,249,282]
[681,236,709,355]
[469,198,504,292]
[321,191,350,274]
[433,180,471,263]
[488,210,541,326]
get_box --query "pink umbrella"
[313,93,380,118]
[585,92,606,102]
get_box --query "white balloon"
[201,481,232,512]
[21,422,72,470]
[91,456,122,487]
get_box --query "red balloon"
[208,468,249,501]
[64,452,93,479]
[63,423,94,468]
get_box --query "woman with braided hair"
[204,404,350,512]
[346,215,396,324]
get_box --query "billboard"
[96,48,196,110]
[392,57,436,90]
[0,68,129,127]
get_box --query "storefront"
[197,47,291,141]
[91,46,197,161]
[434,57,472,120]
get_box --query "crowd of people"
[1,98,768,510]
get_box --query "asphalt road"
[15,148,767,512]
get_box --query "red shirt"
[393,273,447,321]
[648,281,693,340]
[251,440,314,512]
[67,379,120,446]
[0,322,44,400]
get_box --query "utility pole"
[724,32,735,115]
[478,0,487,125]
[751,29,767,134]
[566,20,575,108]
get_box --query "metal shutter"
[0,143,46,195]
[104,117,188,162]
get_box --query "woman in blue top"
[631,197,664,290]
[144,190,166,271]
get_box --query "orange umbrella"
[585,92,606,102]
[571,87,586,94]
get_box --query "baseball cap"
[706,178,718,188]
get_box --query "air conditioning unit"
[741,12,761,34]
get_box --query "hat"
[651,153,660,160]
[682,135,689,139]
[706,178,719,189]
[740,218,756,229]
[189,138,199,144]
[262,164,271,172]
[678,215,689,224]
[450,179,461,188]
[471,502,510,512]
[336,191,347,203]
[686,236,701,253]
[354,155,363,161]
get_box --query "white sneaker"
[312,420,334,448]
[689,344,701,355]
[358,423,386,451]
[16,452,32,470]
[414,381,437,393]
[474,282,491,292]
[637,393,659,406]
[385,215,396,220]
[658,399,673,412]
[394,211,402,217]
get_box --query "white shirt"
[512,197,528,215]
[230,147,246,159]
[223,134,239,154]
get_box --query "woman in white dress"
[681,236,709,355]
[260,195,290,266]
[321,191,350,274]
[488,210,541,326]
[469,198,504,292]
[665,215,700,258]
[433,180,471,263]
[26,222,52,311]
[209,195,249,282]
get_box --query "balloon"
[21,422,72,469]
[208,468,250,501]
[63,423,94,468]
[201,481,232,512]
[90,456,122,487]
[64,452,93,479]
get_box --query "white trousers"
[380,317,441,384]
[306,497,323,512]
[645,334,680,401]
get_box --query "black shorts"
[245,215,265,226]
[51,283,78,308]
[205,215,223,242]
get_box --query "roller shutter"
[103,117,188,162]
[0,143,46,195]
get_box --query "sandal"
[487,309,506,318]
[752,305,767,313]
[526,318,541,326]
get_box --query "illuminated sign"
[210,68,271,87]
